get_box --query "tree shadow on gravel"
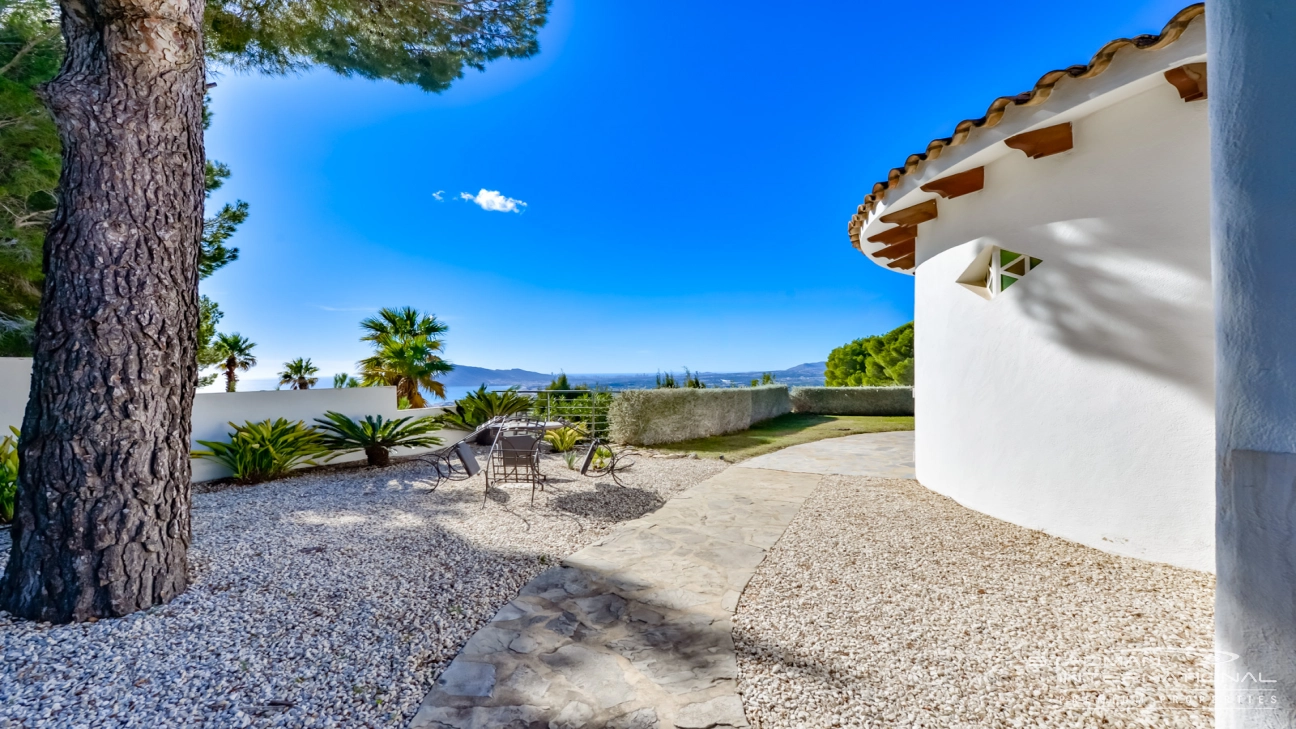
[550,482,665,522]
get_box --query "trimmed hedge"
[608,385,791,446]
[789,386,914,416]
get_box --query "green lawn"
[649,413,914,462]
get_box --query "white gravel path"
[0,450,726,728]
[734,476,1215,729]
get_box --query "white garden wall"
[911,74,1215,571]
[0,358,467,482]
[0,357,29,437]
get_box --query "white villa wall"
[0,357,31,436]
[913,78,1215,571]
[0,357,466,482]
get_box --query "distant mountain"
[776,362,827,378]
[441,365,553,387]
[438,361,827,391]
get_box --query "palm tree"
[212,333,257,392]
[279,358,320,390]
[360,306,449,344]
[359,336,452,408]
[332,373,359,388]
[357,307,453,408]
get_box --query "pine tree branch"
[0,28,56,78]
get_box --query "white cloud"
[458,188,527,213]
[432,190,445,202]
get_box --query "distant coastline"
[202,362,827,400]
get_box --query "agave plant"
[0,426,18,523]
[313,411,443,467]
[436,385,534,431]
[192,419,330,484]
[544,426,582,453]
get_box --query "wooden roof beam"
[878,199,937,226]
[875,239,915,261]
[1005,122,1073,159]
[920,167,985,199]
[867,225,917,246]
[1164,62,1207,102]
[887,253,916,270]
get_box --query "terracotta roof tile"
[847,3,1205,251]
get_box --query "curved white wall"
[913,78,1214,571]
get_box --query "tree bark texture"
[0,0,206,622]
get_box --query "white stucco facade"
[855,14,1214,571]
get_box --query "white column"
[1210,2,1296,727]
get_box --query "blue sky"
[201,0,1192,387]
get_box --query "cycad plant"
[357,307,453,408]
[544,426,582,453]
[191,419,329,484]
[279,358,320,390]
[212,333,257,392]
[1,426,19,523]
[313,411,443,467]
[436,385,533,431]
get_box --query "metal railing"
[509,389,615,440]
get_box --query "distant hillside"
[438,361,827,391]
[777,362,827,378]
[441,365,553,387]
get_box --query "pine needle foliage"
[825,322,915,387]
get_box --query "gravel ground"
[734,476,1215,729]
[0,448,726,728]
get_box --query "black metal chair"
[485,415,548,505]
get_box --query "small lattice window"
[957,246,1042,300]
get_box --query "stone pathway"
[410,432,914,729]
[737,429,914,478]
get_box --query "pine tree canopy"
[825,322,915,387]
[205,0,550,92]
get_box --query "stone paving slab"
[409,467,822,729]
[735,430,915,478]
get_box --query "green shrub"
[314,411,442,467]
[544,426,582,453]
[192,419,330,484]
[608,385,790,446]
[789,386,914,416]
[0,426,18,523]
[436,385,533,430]
[683,368,705,389]
[826,321,914,387]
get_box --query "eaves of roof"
[846,3,1206,253]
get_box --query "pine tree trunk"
[0,0,206,623]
